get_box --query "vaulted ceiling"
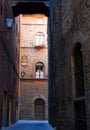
[12,0,49,17]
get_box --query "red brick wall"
[19,14,48,120]
[0,0,19,128]
[20,79,48,120]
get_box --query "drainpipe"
[48,0,55,126]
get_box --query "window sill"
[73,96,85,101]
[20,77,48,80]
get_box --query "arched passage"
[12,1,49,17]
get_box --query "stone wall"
[0,0,19,128]
[49,0,90,130]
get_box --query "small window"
[35,32,45,46]
[0,4,3,17]
[35,62,44,79]
[74,43,85,97]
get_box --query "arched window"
[73,43,87,130]
[34,98,45,120]
[0,4,3,17]
[73,43,85,97]
[35,32,45,46]
[35,62,44,78]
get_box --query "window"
[73,43,87,130]
[74,100,87,130]
[35,62,44,78]
[0,4,3,17]
[74,43,85,97]
[35,32,45,46]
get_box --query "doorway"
[34,99,45,120]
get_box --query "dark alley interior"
[0,0,90,130]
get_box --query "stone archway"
[31,94,48,120]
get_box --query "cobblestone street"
[3,120,54,130]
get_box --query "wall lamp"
[16,96,20,105]
[0,18,14,32]
[21,71,25,77]
[6,18,14,28]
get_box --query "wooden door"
[34,99,45,120]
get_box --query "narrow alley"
[4,120,54,130]
[0,1,90,130]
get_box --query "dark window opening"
[35,62,44,78]
[74,43,85,97]
[74,100,87,130]
[0,4,3,17]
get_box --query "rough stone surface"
[49,0,90,130]
[0,0,19,128]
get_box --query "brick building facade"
[0,0,19,128]
[19,14,48,120]
[49,0,90,130]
